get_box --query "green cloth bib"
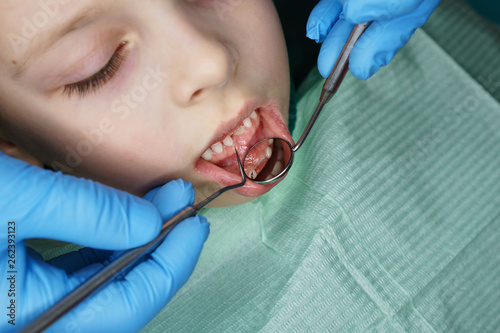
[143,1,500,331]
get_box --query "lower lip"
[194,103,293,197]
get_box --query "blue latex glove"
[0,152,210,332]
[307,0,442,79]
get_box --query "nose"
[171,25,236,105]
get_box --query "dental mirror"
[243,138,294,184]
[243,22,371,184]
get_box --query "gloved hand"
[0,152,209,332]
[307,0,442,79]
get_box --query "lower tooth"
[271,161,283,176]
[202,148,213,161]
[266,147,272,158]
[249,170,257,179]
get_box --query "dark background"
[465,0,500,25]
[273,0,321,88]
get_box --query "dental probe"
[293,22,372,151]
[22,149,247,333]
[243,22,372,184]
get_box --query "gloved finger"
[349,0,440,79]
[343,0,425,23]
[60,215,210,333]
[92,180,196,274]
[45,181,194,300]
[0,152,161,249]
[9,254,107,332]
[306,0,343,43]
[142,179,195,221]
[126,215,209,301]
[47,248,113,274]
[317,18,355,78]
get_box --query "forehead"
[0,1,99,69]
[0,0,86,25]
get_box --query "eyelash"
[63,41,129,98]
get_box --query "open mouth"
[194,102,292,197]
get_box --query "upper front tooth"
[250,110,258,119]
[223,135,234,146]
[202,148,213,161]
[243,118,252,128]
[271,161,283,176]
[211,142,223,154]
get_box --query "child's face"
[0,0,291,205]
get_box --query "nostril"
[191,89,202,101]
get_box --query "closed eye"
[63,41,129,98]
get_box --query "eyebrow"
[13,6,106,78]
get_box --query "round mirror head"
[243,138,294,184]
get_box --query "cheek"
[58,85,209,194]
[7,90,181,193]
[59,112,177,191]
[232,0,289,89]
